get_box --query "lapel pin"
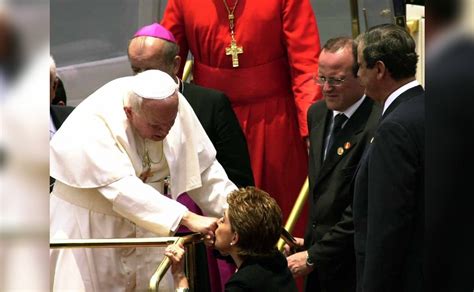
[370,137,374,143]
[337,147,344,156]
[344,142,351,150]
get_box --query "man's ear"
[124,106,133,120]
[173,55,181,77]
[375,60,386,80]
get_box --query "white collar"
[333,95,366,119]
[382,80,419,114]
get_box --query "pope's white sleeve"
[98,176,188,235]
[187,160,237,218]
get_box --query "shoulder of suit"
[308,99,327,115]
[51,105,75,114]
[307,100,329,126]
[184,82,226,98]
[384,93,424,125]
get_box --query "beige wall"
[407,4,425,87]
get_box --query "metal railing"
[182,59,193,82]
[277,177,309,252]
[50,233,202,291]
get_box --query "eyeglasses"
[315,76,346,87]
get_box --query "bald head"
[128,36,180,78]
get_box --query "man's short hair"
[160,40,179,67]
[127,37,179,76]
[227,187,282,258]
[322,36,358,77]
[357,24,418,80]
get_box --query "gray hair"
[125,91,143,113]
[356,24,418,80]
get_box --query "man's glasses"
[315,76,346,87]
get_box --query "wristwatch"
[306,253,315,267]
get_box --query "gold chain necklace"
[223,0,243,68]
[139,140,164,183]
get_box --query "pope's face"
[126,95,179,141]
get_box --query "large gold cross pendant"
[225,39,243,68]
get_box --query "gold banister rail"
[182,59,194,82]
[277,177,309,252]
[149,233,202,291]
[50,233,202,292]
[50,237,179,249]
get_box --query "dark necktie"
[325,113,348,158]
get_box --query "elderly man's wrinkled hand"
[181,211,218,238]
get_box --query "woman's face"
[214,210,235,255]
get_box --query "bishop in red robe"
[162,0,322,239]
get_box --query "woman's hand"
[164,243,189,289]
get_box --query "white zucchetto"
[131,70,178,100]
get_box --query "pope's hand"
[180,211,218,239]
[287,250,314,278]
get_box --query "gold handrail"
[50,233,203,292]
[277,177,309,251]
[149,233,202,292]
[182,59,194,82]
[50,237,179,249]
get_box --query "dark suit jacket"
[51,105,74,130]
[225,252,297,292]
[182,82,254,187]
[305,97,380,292]
[425,37,474,292]
[50,105,75,191]
[353,85,424,292]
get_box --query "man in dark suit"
[50,56,74,139]
[50,105,74,133]
[127,23,254,188]
[50,55,74,191]
[285,37,380,292]
[425,1,474,290]
[353,24,424,292]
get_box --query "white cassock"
[49,76,236,291]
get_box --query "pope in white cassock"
[50,70,237,291]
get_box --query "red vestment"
[162,0,322,237]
